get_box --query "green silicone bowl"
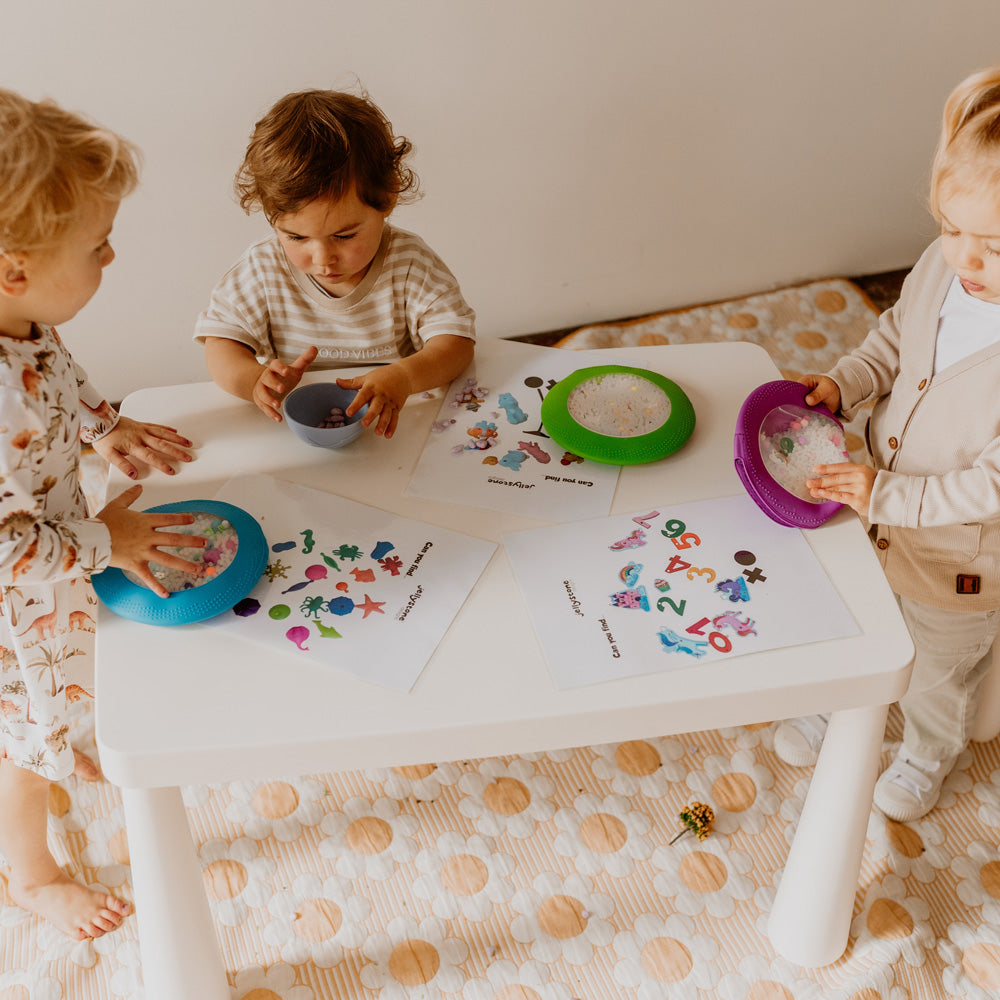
[540,364,695,465]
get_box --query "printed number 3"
[686,566,716,583]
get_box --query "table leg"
[121,786,230,1000]
[767,703,887,967]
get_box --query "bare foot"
[9,869,131,939]
[72,750,100,782]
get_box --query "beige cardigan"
[827,239,1000,610]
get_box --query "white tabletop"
[95,339,913,788]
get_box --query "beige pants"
[898,595,1000,761]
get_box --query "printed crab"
[331,543,362,562]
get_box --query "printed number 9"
[661,519,686,539]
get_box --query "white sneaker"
[873,747,958,822]
[773,714,829,767]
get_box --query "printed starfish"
[357,593,386,619]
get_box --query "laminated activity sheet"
[503,494,859,689]
[207,474,497,691]
[405,340,622,521]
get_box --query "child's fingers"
[335,379,365,416]
[143,513,197,549]
[254,374,287,421]
[257,397,283,422]
[127,564,170,598]
[810,463,860,479]
[373,404,397,438]
[382,408,399,440]
[139,434,194,463]
[141,423,193,448]
[105,484,144,509]
[125,446,179,477]
[359,397,382,427]
[145,442,193,463]
[150,550,208,577]
[105,451,140,481]
[289,346,318,371]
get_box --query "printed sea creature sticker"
[406,344,622,521]
[211,473,497,693]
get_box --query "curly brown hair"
[234,90,419,223]
[0,88,139,255]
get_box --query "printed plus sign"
[743,566,767,584]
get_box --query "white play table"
[95,339,913,997]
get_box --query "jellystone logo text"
[487,479,535,489]
[317,346,397,360]
[395,585,424,621]
[563,580,584,617]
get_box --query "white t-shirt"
[934,275,1000,373]
[194,224,476,368]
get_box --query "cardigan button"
[888,436,899,449]
[876,538,889,550]
[918,378,927,390]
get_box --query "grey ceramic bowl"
[282,383,368,449]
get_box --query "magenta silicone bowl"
[282,382,368,449]
[734,379,846,529]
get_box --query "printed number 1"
[685,617,733,652]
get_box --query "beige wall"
[4,0,1000,399]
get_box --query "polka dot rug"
[7,281,1000,1000]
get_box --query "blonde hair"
[0,88,140,255]
[930,66,1000,220]
[235,89,419,223]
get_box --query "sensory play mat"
[406,341,630,521]
[503,494,858,689]
[207,473,496,691]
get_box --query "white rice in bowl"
[566,372,671,438]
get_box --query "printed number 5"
[671,532,701,550]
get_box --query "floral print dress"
[0,325,117,779]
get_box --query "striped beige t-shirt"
[193,224,475,368]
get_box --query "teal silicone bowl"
[283,382,369,449]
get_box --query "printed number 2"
[656,595,687,615]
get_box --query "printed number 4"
[665,554,691,574]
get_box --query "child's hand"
[253,346,318,422]
[93,417,195,480]
[96,485,207,598]
[799,374,841,413]
[336,364,413,439]
[805,462,876,516]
